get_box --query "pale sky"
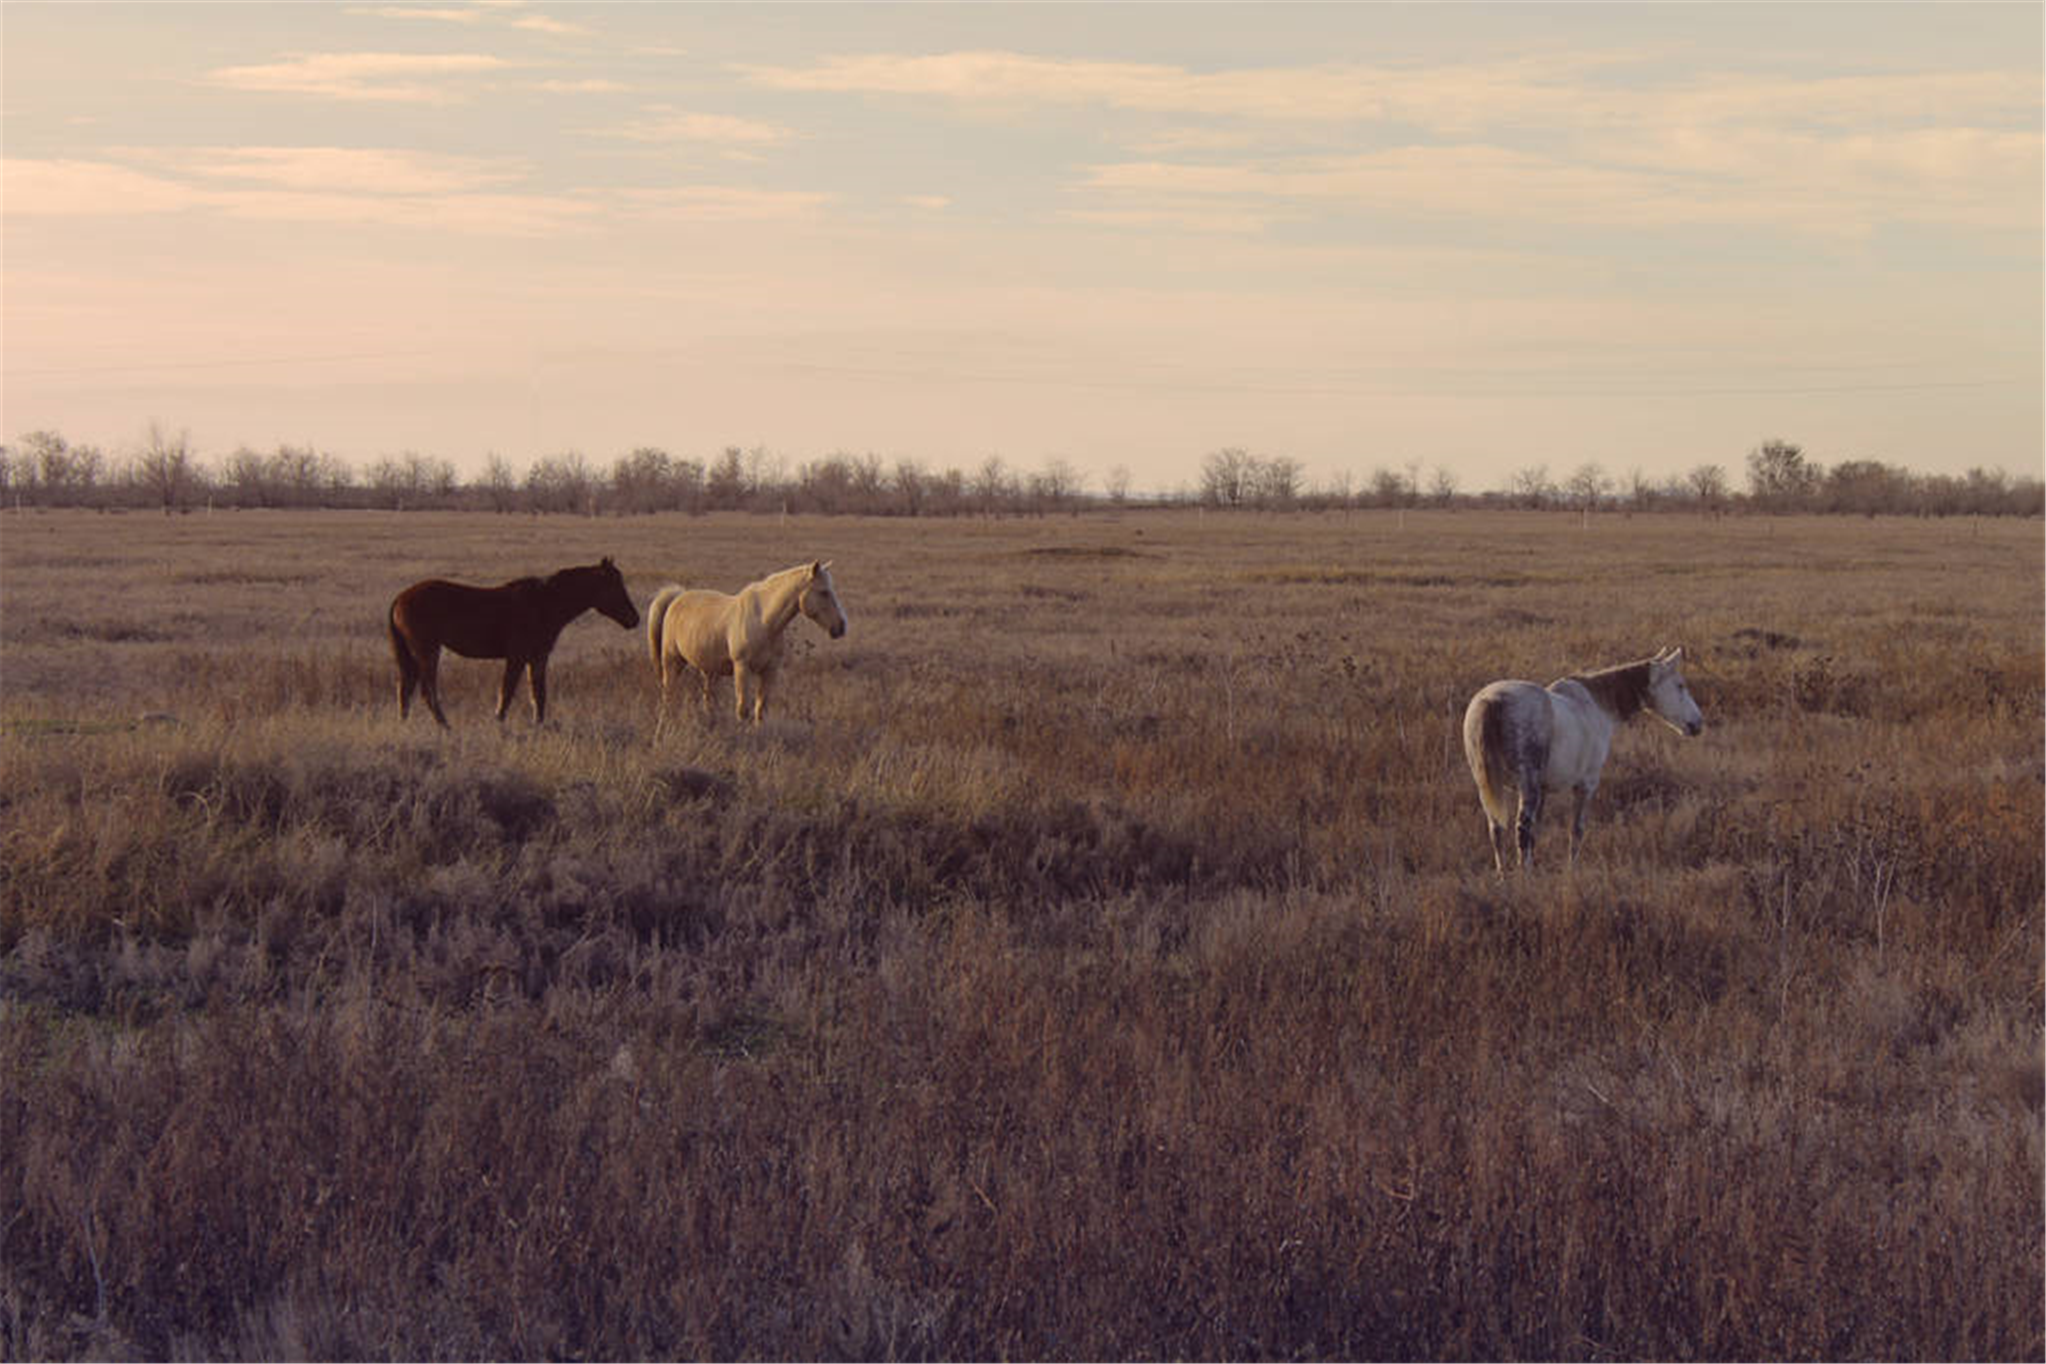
[3,2,2040,494]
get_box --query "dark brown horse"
[388,558,639,727]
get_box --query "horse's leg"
[496,659,526,722]
[1487,819,1512,875]
[731,663,755,725]
[419,647,451,728]
[1515,782,1545,870]
[751,668,773,725]
[528,656,549,725]
[1567,786,1593,866]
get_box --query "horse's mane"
[1565,658,1653,720]
[543,560,615,589]
[732,563,816,605]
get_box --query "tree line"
[3,425,2038,518]
[1199,439,2042,518]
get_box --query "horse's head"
[1647,646,1703,736]
[800,560,848,640]
[591,557,640,630]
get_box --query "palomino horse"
[646,561,848,725]
[388,558,639,727]
[1461,646,1703,872]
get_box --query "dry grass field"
[2,505,2040,1360]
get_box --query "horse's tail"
[1461,686,1521,827]
[646,584,685,670]
[388,599,418,699]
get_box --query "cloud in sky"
[3,156,600,236]
[595,106,793,146]
[343,4,589,35]
[741,48,2037,139]
[738,49,1627,127]
[509,14,589,37]
[536,78,630,95]
[4,5,2038,489]
[612,185,834,222]
[344,7,487,25]
[4,159,211,216]
[2,153,840,236]
[1080,132,2040,240]
[753,48,2041,239]
[204,51,516,102]
[131,145,532,195]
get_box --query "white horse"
[1461,647,1703,873]
[645,561,848,725]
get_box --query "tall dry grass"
[2,506,2039,1359]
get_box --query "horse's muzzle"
[829,622,847,639]
[1684,719,1704,737]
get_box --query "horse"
[387,558,639,727]
[1461,646,1704,873]
[645,560,848,726]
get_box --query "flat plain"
[2,506,2040,1359]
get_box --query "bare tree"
[892,459,926,516]
[1958,466,2027,516]
[973,456,1010,515]
[17,431,64,504]
[797,455,855,514]
[1747,438,1819,510]
[927,465,967,516]
[1105,464,1132,505]
[744,445,783,503]
[611,447,675,514]
[526,451,594,514]
[848,453,887,511]
[1038,458,1085,515]
[482,452,520,512]
[413,453,456,504]
[271,445,336,507]
[1566,462,1610,510]
[1200,448,1252,508]
[1686,463,1729,512]
[1254,456,1302,509]
[367,457,406,509]
[1507,464,1553,509]
[1823,459,1909,516]
[139,421,194,514]
[224,446,275,507]
[707,446,748,509]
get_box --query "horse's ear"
[810,559,824,575]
